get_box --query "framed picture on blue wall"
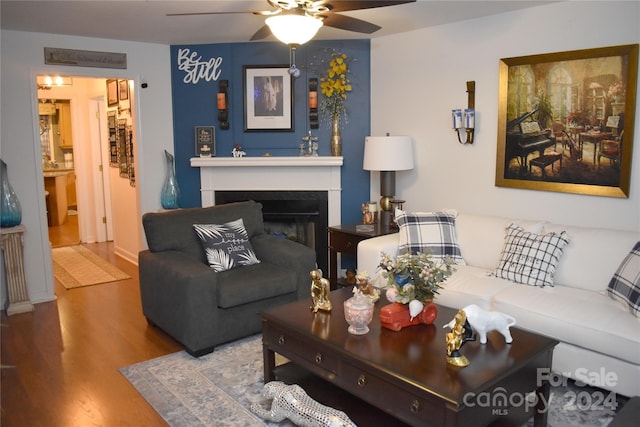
[243,65,293,132]
[195,126,215,157]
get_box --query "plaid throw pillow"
[607,241,640,317]
[395,210,466,264]
[193,218,260,272]
[493,224,569,287]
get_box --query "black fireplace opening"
[214,191,328,275]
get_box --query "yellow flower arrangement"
[319,51,352,122]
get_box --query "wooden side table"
[1,225,34,315]
[328,223,396,289]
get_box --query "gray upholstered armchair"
[139,200,316,356]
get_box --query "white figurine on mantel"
[232,144,246,158]
[444,304,516,344]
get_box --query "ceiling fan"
[167,0,416,44]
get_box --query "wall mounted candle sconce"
[309,78,319,129]
[452,81,475,144]
[217,80,229,130]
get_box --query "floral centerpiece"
[378,251,456,319]
[318,50,353,124]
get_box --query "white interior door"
[89,98,113,241]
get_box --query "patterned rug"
[120,335,627,427]
[52,245,130,289]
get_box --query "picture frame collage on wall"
[106,78,135,186]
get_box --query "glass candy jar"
[344,289,374,335]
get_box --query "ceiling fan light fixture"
[265,13,323,45]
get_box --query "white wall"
[371,1,640,231]
[1,30,173,305]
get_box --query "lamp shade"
[363,136,414,171]
[265,14,323,45]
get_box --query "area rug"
[119,335,626,427]
[52,245,130,289]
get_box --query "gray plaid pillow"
[395,210,465,264]
[492,224,569,287]
[193,219,260,272]
[607,241,640,317]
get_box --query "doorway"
[39,98,80,247]
[37,76,124,248]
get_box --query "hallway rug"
[52,245,130,289]
[119,334,626,427]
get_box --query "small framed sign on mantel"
[195,126,215,157]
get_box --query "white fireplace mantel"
[190,156,343,226]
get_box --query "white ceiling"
[1,1,554,45]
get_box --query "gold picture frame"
[496,44,638,198]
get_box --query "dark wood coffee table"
[260,287,558,427]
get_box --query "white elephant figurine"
[444,304,516,344]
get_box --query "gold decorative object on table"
[445,309,475,367]
[310,269,332,313]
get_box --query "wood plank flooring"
[47,211,80,248]
[1,240,182,426]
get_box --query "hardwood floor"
[1,236,183,426]
[47,211,80,248]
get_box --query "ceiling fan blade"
[322,13,381,34]
[250,25,274,41]
[166,10,277,17]
[328,0,415,13]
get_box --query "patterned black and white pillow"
[395,209,466,264]
[607,241,640,317]
[193,218,260,272]
[492,223,569,287]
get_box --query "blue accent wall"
[169,39,371,227]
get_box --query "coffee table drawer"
[340,361,444,427]
[263,324,339,376]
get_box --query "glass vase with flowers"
[318,50,353,156]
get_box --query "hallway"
[48,211,80,248]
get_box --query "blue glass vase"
[160,150,180,209]
[1,158,22,228]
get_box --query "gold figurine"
[310,269,332,313]
[445,309,475,367]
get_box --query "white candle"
[452,109,462,129]
[464,109,475,129]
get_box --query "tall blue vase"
[160,150,180,209]
[1,158,22,228]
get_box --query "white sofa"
[357,212,640,397]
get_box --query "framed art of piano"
[495,44,638,198]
